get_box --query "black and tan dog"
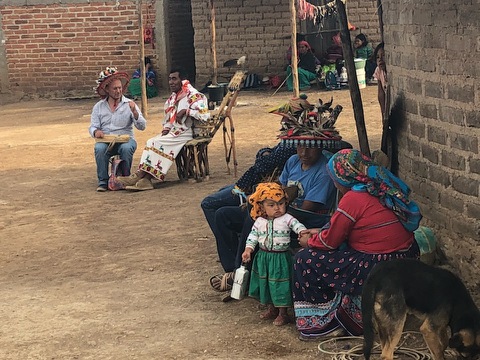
[362,259,480,360]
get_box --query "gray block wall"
[383,0,479,285]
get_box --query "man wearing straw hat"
[89,66,147,192]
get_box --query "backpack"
[242,73,261,89]
[108,157,130,191]
[324,71,339,91]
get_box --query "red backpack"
[108,157,129,191]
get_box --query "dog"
[362,259,480,360]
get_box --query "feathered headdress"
[269,94,343,149]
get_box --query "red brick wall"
[1,1,156,98]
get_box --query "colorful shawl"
[164,80,208,125]
[249,182,286,220]
[327,149,422,232]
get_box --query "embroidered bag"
[108,157,129,191]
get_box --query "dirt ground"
[0,85,385,359]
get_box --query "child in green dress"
[241,182,307,326]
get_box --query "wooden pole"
[336,0,370,157]
[377,0,384,43]
[209,0,218,85]
[290,0,299,97]
[137,0,147,117]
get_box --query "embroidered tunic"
[246,213,306,252]
[137,81,209,180]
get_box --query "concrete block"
[427,126,447,146]
[439,192,464,212]
[421,143,439,164]
[451,218,480,239]
[407,137,421,156]
[441,150,466,171]
[439,104,465,126]
[406,77,423,95]
[424,81,444,99]
[470,158,480,174]
[429,166,451,187]
[411,158,429,178]
[420,103,438,120]
[450,133,478,153]
[466,111,479,128]
[405,97,419,115]
[452,175,479,197]
[410,120,425,138]
[447,83,474,103]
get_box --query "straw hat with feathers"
[95,66,130,98]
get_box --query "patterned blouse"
[246,213,306,252]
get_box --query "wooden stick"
[290,0,299,97]
[209,0,218,85]
[336,0,371,157]
[137,0,148,117]
[377,0,384,43]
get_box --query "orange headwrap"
[248,182,286,220]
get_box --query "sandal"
[209,272,234,292]
[273,314,290,326]
[259,306,279,320]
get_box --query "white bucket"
[356,68,366,89]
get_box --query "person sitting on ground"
[319,32,344,75]
[127,56,158,99]
[286,34,321,66]
[353,33,376,80]
[209,96,345,293]
[242,183,307,326]
[117,67,210,191]
[293,149,422,341]
[353,33,373,60]
[286,40,318,91]
[89,66,147,192]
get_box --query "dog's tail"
[361,275,376,360]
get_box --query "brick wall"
[347,0,381,45]
[383,0,480,285]
[191,0,292,86]
[0,0,156,98]
[191,0,380,86]
[0,0,379,97]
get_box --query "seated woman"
[286,41,318,91]
[127,56,158,99]
[353,33,375,80]
[293,149,422,340]
[319,32,344,76]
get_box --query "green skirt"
[127,78,158,98]
[248,249,293,307]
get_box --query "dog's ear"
[450,330,475,348]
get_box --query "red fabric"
[308,191,414,253]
